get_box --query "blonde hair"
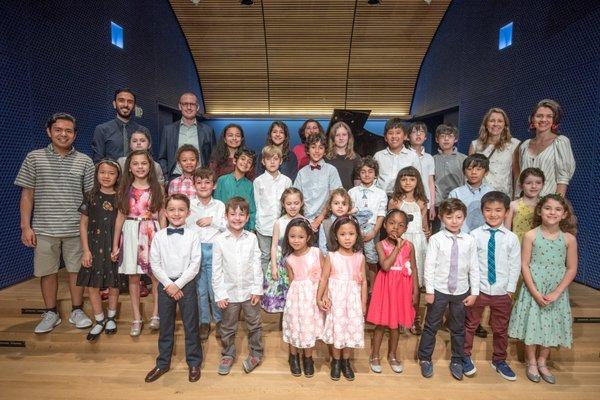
[326,121,357,160]
[475,107,513,151]
[261,145,283,159]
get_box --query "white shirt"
[373,147,420,195]
[424,229,480,296]
[348,183,387,226]
[212,229,263,303]
[412,148,435,205]
[150,227,201,290]
[470,224,521,295]
[186,197,226,243]
[253,171,292,236]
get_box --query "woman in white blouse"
[518,99,575,197]
[469,108,520,197]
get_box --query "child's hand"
[424,293,434,304]
[429,207,436,221]
[310,218,321,232]
[318,297,330,311]
[81,250,93,268]
[463,295,477,307]
[21,227,37,248]
[362,232,374,243]
[172,290,184,301]
[110,248,120,262]
[271,264,279,280]
[412,292,420,308]
[543,290,561,304]
[165,283,180,298]
[423,225,432,239]
[217,299,229,309]
[362,302,367,316]
[250,294,261,306]
[196,217,212,228]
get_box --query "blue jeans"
[196,243,221,324]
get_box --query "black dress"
[76,192,119,288]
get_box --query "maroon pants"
[464,292,512,362]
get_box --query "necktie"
[167,227,184,235]
[122,123,129,157]
[448,235,458,293]
[362,189,368,208]
[488,229,498,284]
[310,164,321,170]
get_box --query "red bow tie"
[310,164,321,170]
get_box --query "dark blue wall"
[411,0,600,289]
[0,0,201,289]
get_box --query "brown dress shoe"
[189,366,201,382]
[145,366,170,383]
[199,323,211,341]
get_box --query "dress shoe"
[341,358,355,381]
[330,359,341,381]
[199,323,211,341]
[303,355,314,377]
[189,366,201,382]
[289,353,301,377]
[145,366,169,382]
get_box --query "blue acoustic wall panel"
[0,0,201,289]
[411,0,600,288]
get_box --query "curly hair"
[265,121,292,162]
[533,194,577,235]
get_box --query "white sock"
[106,309,117,330]
[89,313,105,335]
[107,309,117,318]
[95,313,105,322]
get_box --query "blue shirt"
[448,183,492,233]
[214,172,256,231]
[293,159,342,220]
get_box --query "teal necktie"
[488,229,498,284]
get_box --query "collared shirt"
[150,226,201,289]
[214,173,256,230]
[91,118,150,162]
[412,148,435,205]
[253,171,292,236]
[424,229,480,296]
[348,183,387,226]
[212,229,263,302]
[293,159,343,220]
[14,144,94,237]
[168,174,197,199]
[433,148,467,206]
[470,224,521,295]
[373,147,420,195]
[448,183,493,233]
[186,197,226,243]
[173,120,200,175]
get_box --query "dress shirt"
[448,183,492,233]
[186,197,226,242]
[348,184,387,226]
[253,171,292,236]
[412,148,435,205]
[424,229,479,296]
[150,226,201,289]
[470,224,521,295]
[433,149,467,206]
[212,229,263,302]
[168,174,197,199]
[173,121,200,175]
[293,159,342,220]
[214,172,256,230]
[373,147,420,195]
[91,118,150,162]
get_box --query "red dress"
[367,239,415,329]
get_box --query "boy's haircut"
[356,156,379,178]
[281,217,315,256]
[114,87,136,102]
[463,153,490,172]
[280,187,305,217]
[383,117,407,135]
[439,198,467,217]
[46,112,77,131]
[519,167,545,186]
[329,215,364,253]
[165,193,190,210]
[225,196,249,214]
[533,194,577,236]
[176,144,199,161]
[261,145,283,160]
[234,146,256,166]
[435,124,458,140]
[409,122,427,135]
[193,167,215,183]
[481,191,510,211]
[304,133,327,152]
[325,188,353,218]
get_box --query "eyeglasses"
[180,102,198,108]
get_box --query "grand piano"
[325,109,388,157]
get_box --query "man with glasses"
[159,92,216,180]
[91,88,150,162]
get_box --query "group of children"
[17,113,578,385]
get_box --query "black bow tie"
[167,227,184,235]
[310,164,321,170]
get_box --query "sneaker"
[463,357,477,377]
[492,360,517,381]
[475,324,488,338]
[450,361,463,380]
[69,309,92,329]
[148,316,160,331]
[218,356,234,375]
[420,360,433,378]
[242,355,261,373]
[34,311,61,333]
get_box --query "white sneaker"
[69,309,93,329]
[34,311,61,333]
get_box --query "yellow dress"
[512,198,535,243]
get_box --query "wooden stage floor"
[0,270,599,400]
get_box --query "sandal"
[369,356,382,374]
[104,316,117,335]
[537,362,556,384]
[86,319,106,342]
[130,320,143,337]
[388,356,404,373]
[149,316,160,331]
[525,362,541,383]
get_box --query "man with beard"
[92,88,150,162]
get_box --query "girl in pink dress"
[366,209,419,374]
[281,217,324,378]
[317,216,368,381]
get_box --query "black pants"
[418,290,468,363]
[156,280,202,369]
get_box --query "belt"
[126,217,156,221]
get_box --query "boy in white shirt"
[408,122,436,221]
[418,198,479,381]
[253,146,292,274]
[187,167,226,341]
[146,194,202,383]
[373,118,419,196]
[213,197,263,375]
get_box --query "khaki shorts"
[33,235,82,277]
